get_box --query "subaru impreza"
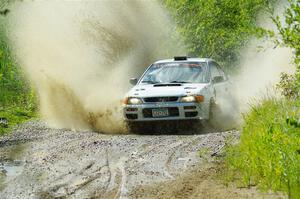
[123,56,230,130]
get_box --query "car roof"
[154,57,215,64]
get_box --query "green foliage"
[0,107,37,135]
[273,0,300,97]
[225,98,300,198]
[274,0,300,63]
[0,16,37,135]
[277,72,299,98]
[163,0,275,70]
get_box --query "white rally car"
[123,56,230,129]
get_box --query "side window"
[209,62,220,80]
[210,61,227,83]
[216,65,227,81]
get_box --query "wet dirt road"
[0,121,285,199]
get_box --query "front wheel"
[207,99,221,129]
[126,121,155,134]
[126,121,141,133]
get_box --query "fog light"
[126,108,138,112]
[184,106,197,110]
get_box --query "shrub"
[0,12,37,135]
[225,98,300,198]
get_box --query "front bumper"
[123,102,208,122]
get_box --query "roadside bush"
[0,106,37,135]
[226,2,300,198]
[0,13,37,135]
[225,98,300,198]
[277,72,299,98]
[273,0,300,97]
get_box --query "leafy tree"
[273,0,300,98]
[163,0,275,70]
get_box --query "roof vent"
[174,56,188,61]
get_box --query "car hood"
[127,83,208,98]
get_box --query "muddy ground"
[0,121,286,199]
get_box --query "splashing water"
[8,1,185,133]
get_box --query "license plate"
[152,108,169,117]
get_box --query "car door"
[209,61,229,103]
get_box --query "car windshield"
[140,62,208,84]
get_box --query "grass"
[0,62,37,135]
[0,106,37,135]
[225,97,300,198]
[0,17,37,136]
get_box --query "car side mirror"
[212,76,224,84]
[130,78,138,85]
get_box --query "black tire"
[126,121,155,134]
[126,121,141,133]
[207,99,220,129]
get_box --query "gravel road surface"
[0,121,285,199]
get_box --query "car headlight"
[180,95,204,103]
[123,97,143,105]
[180,96,196,102]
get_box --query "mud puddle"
[0,160,24,190]
[0,160,23,177]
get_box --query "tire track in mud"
[0,121,239,199]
